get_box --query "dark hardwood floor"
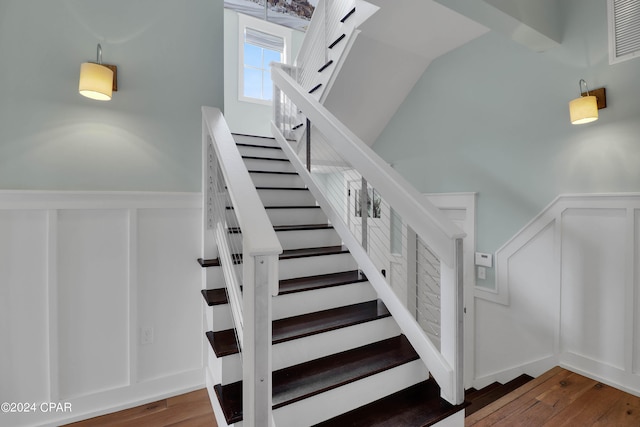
[63,389,216,427]
[63,367,640,426]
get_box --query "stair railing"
[271,67,466,405]
[202,107,282,427]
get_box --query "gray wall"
[372,0,640,286]
[0,0,223,191]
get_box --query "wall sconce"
[78,44,118,101]
[569,79,606,125]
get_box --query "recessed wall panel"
[561,208,626,370]
[136,208,202,382]
[57,209,129,399]
[0,210,49,404]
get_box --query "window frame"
[238,13,291,105]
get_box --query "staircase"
[201,134,466,426]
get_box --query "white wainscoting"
[473,193,640,397]
[0,191,204,427]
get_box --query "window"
[243,28,283,101]
[238,14,290,105]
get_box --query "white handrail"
[270,67,465,267]
[202,107,282,258]
[202,107,282,427]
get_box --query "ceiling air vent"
[608,0,640,64]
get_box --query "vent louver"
[609,0,640,64]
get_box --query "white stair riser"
[273,360,429,427]
[237,145,288,160]
[271,318,400,373]
[227,228,341,251]
[279,253,356,280]
[226,207,327,227]
[220,319,401,384]
[243,158,295,173]
[233,134,279,148]
[210,280,376,332]
[210,302,233,332]
[249,172,304,188]
[203,253,356,283]
[273,281,375,320]
[204,252,359,290]
[257,189,316,206]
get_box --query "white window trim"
[238,13,292,105]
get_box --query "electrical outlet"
[477,266,486,280]
[141,327,154,345]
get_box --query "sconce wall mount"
[569,79,606,125]
[79,44,118,101]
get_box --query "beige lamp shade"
[79,62,113,101]
[569,95,598,125]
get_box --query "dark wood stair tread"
[313,379,464,427]
[281,245,348,259]
[318,60,333,73]
[465,374,534,416]
[236,142,282,150]
[328,33,346,49]
[280,269,366,294]
[241,155,290,162]
[208,300,389,357]
[201,288,227,306]
[228,224,332,234]
[198,246,348,268]
[340,7,356,23]
[248,170,298,176]
[227,205,321,210]
[255,186,308,191]
[215,335,418,424]
[200,271,365,307]
[309,83,323,94]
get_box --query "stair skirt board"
[272,360,428,427]
[211,318,401,385]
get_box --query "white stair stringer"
[273,360,428,427]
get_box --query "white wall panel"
[0,210,49,405]
[561,208,626,370]
[475,222,556,380]
[0,191,203,426]
[136,208,203,382]
[57,209,130,399]
[634,210,640,374]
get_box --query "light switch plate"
[475,252,493,267]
